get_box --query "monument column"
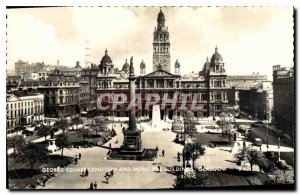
[128,58,137,131]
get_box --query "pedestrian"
[93,181,97,189]
[156,146,159,151]
[90,182,93,189]
[109,143,111,148]
[85,169,89,177]
[110,169,114,176]
[79,153,81,159]
[105,175,109,184]
[157,165,160,173]
[74,157,78,164]
[177,152,180,159]
[82,170,85,177]
[162,150,165,157]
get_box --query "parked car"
[254,138,262,146]
[21,130,34,136]
[251,123,259,127]
[276,160,288,170]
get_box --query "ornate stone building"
[272,65,294,137]
[82,46,229,118]
[6,93,44,131]
[79,9,229,119]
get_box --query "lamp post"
[278,136,281,161]
[111,112,114,130]
[266,99,269,149]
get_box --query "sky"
[6,7,294,80]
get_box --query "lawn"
[7,155,73,189]
[192,132,232,146]
[206,170,270,187]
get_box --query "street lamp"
[278,136,281,161]
[111,112,114,130]
[265,99,269,149]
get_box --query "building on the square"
[272,65,294,137]
[53,61,82,77]
[226,73,268,106]
[83,46,229,118]
[14,60,55,76]
[18,66,90,118]
[238,81,273,121]
[6,93,44,130]
[6,75,22,92]
[79,9,229,119]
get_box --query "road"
[249,125,294,167]
[235,113,294,167]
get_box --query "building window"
[60,97,63,104]
[214,105,222,110]
[215,93,222,100]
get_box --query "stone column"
[128,57,137,131]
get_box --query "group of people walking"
[88,170,114,189]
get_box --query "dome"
[140,60,146,69]
[122,58,129,72]
[211,46,222,62]
[100,49,112,65]
[157,8,165,21]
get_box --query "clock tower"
[153,8,171,72]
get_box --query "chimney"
[57,60,59,66]
[76,61,80,67]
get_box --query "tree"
[71,116,83,130]
[36,125,52,141]
[223,123,234,142]
[7,135,26,159]
[185,110,195,119]
[234,147,264,172]
[56,118,69,132]
[55,133,70,157]
[247,148,264,172]
[93,117,104,134]
[219,112,227,122]
[270,169,294,184]
[77,128,90,142]
[174,169,208,189]
[216,112,232,138]
[185,142,206,170]
[16,143,48,177]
